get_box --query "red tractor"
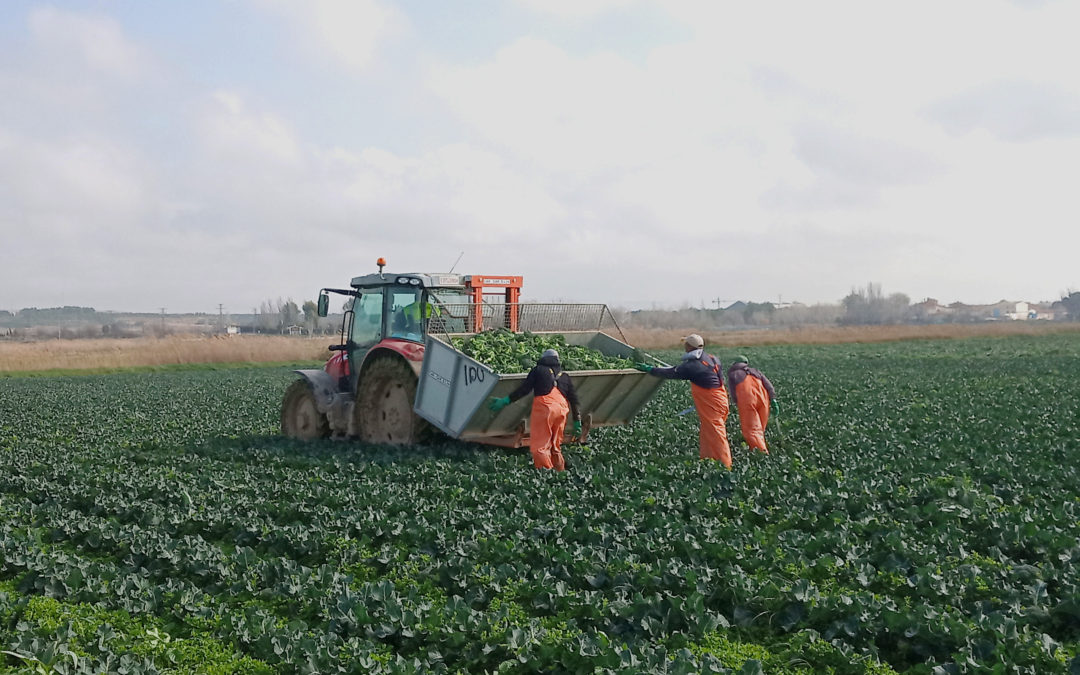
[281,259,664,447]
[281,259,525,444]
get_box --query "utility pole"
[159,307,166,333]
[218,304,224,333]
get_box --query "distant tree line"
[252,298,329,334]
[619,285,1080,329]
[839,283,912,325]
[0,299,339,340]
[1060,291,1080,320]
[11,306,100,321]
[619,302,843,331]
[3,288,1079,340]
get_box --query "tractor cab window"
[389,287,432,341]
[428,288,470,333]
[350,290,383,347]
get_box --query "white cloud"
[927,80,1080,142]
[415,144,566,236]
[310,0,401,70]
[514,0,640,21]
[252,0,405,72]
[425,33,940,238]
[657,0,1080,118]
[0,127,153,232]
[418,10,1080,307]
[188,90,562,239]
[792,121,942,188]
[198,91,303,165]
[27,6,145,80]
[427,37,768,177]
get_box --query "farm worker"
[401,298,440,333]
[726,355,777,454]
[489,349,582,471]
[635,334,732,468]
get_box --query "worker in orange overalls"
[635,334,732,468]
[489,349,582,470]
[726,354,777,454]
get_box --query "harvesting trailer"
[281,259,667,447]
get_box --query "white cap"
[682,334,704,349]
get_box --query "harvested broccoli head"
[451,330,636,374]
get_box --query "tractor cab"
[286,259,473,444]
[289,259,526,445]
[316,266,470,391]
[316,260,524,393]
[345,271,472,342]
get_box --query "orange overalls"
[735,377,770,454]
[529,389,569,471]
[691,382,732,468]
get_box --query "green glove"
[489,396,511,412]
[572,420,582,436]
[634,363,653,373]
[770,398,779,414]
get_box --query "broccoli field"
[1,334,1078,674]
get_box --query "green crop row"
[0,334,1078,673]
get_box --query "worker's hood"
[538,354,560,368]
[728,361,750,374]
[681,348,703,361]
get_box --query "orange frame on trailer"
[463,275,523,332]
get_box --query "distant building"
[1005,301,1030,320]
[983,300,1014,319]
[1028,304,1056,320]
[914,298,953,318]
[955,300,1058,321]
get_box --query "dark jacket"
[508,355,581,421]
[650,350,725,389]
[726,362,776,403]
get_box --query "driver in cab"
[398,298,441,336]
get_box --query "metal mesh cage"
[431,303,625,341]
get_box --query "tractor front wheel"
[280,379,330,440]
[354,356,430,445]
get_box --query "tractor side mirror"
[317,292,329,317]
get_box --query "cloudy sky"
[2,0,1078,314]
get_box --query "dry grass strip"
[0,335,331,373]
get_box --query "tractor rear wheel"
[280,379,330,440]
[354,356,430,445]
